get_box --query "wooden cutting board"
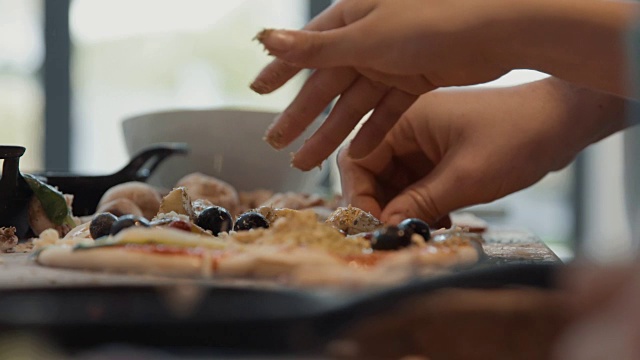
[0,228,561,289]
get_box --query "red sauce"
[342,252,390,268]
[124,244,204,256]
[122,245,231,274]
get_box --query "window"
[69,0,308,173]
[0,0,44,171]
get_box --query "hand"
[252,0,636,170]
[337,78,626,224]
[253,0,514,168]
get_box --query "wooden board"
[482,228,562,265]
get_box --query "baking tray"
[0,263,560,355]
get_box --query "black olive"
[398,218,431,241]
[90,212,118,239]
[370,226,412,250]
[196,206,233,235]
[110,215,150,236]
[233,212,269,232]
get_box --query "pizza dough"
[34,206,484,288]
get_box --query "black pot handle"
[0,146,32,239]
[39,143,190,217]
[111,143,190,183]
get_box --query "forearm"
[539,77,629,151]
[495,0,640,98]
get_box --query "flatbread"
[34,209,483,287]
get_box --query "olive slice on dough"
[370,226,412,250]
[398,218,431,241]
[109,215,150,236]
[90,212,118,239]
[233,212,269,232]
[196,206,233,235]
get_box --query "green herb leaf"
[23,174,76,227]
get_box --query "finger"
[257,25,369,69]
[381,153,479,225]
[349,89,418,159]
[337,146,387,218]
[432,215,452,229]
[264,67,358,150]
[255,0,378,69]
[292,76,388,170]
[358,68,438,95]
[250,2,348,94]
[250,58,302,95]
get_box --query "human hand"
[252,0,636,170]
[338,78,626,224]
[253,0,514,168]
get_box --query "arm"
[497,0,639,98]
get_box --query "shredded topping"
[325,205,383,235]
[0,227,18,252]
[229,210,370,256]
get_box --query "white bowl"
[122,108,328,193]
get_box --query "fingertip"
[432,215,452,229]
[256,28,296,54]
[257,28,353,69]
[253,28,271,42]
[386,214,404,226]
[264,132,286,150]
[290,152,319,172]
[250,81,270,95]
[263,116,289,150]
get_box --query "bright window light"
[70,0,247,43]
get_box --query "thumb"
[381,158,481,226]
[257,28,356,68]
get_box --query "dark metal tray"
[0,263,559,355]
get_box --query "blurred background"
[0,0,632,262]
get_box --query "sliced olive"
[109,215,150,236]
[89,212,118,239]
[233,212,269,232]
[196,206,233,235]
[398,218,431,241]
[370,226,412,250]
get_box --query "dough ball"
[98,182,161,220]
[96,198,144,218]
[175,173,239,215]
